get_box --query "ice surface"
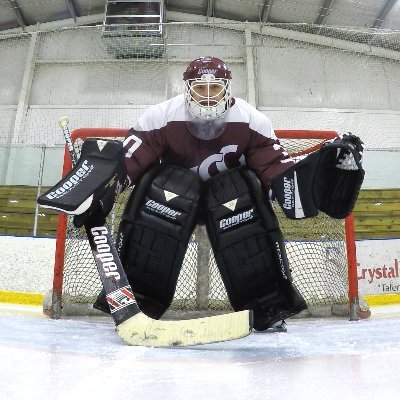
[1,304,400,400]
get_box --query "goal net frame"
[44,128,367,321]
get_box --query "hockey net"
[44,128,369,320]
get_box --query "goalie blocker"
[37,138,127,223]
[270,133,365,220]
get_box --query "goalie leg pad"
[115,164,201,319]
[204,167,307,331]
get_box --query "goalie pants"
[107,165,307,329]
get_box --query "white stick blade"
[117,310,251,347]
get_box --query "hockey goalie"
[38,56,364,334]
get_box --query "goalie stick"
[55,117,252,347]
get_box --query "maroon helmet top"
[183,56,232,80]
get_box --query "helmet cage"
[185,74,232,120]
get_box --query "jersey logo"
[191,145,245,181]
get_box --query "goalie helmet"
[183,56,232,120]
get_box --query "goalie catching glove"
[271,132,364,219]
[333,132,364,170]
[38,138,127,227]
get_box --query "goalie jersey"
[123,94,294,188]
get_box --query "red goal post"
[44,128,370,321]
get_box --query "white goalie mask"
[183,57,232,121]
[185,74,232,120]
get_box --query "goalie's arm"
[270,133,365,219]
[123,107,169,185]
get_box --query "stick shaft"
[85,222,142,325]
[57,117,142,324]
[58,117,78,165]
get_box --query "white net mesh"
[1,22,399,154]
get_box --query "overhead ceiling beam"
[207,0,215,18]
[0,13,104,36]
[166,11,400,62]
[260,0,274,23]
[1,8,400,64]
[373,0,398,28]
[65,0,79,22]
[315,0,335,25]
[7,0,27,29]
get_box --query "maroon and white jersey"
[123,94,294,191]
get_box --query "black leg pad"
[204,167,307,329]
[113,164,202,319]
